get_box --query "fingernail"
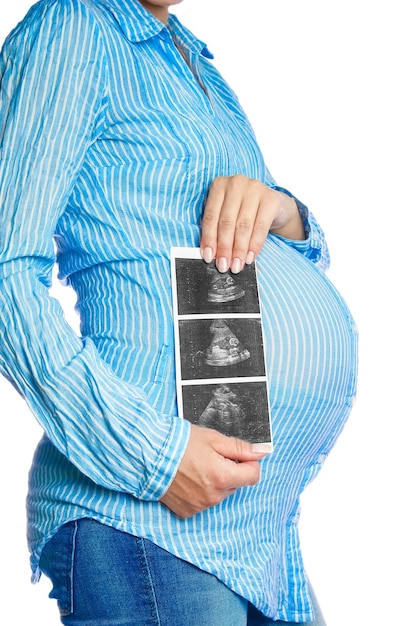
[246,251,255,265]
[251,443,272,455]
[217,257,228,273]
[202,247,213,263]
[231,257,242,274]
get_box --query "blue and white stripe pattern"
[0,0,357,621]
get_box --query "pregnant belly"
[257,238,358,461]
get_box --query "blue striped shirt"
[0,0,358,621]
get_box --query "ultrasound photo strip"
[171,247,273,452]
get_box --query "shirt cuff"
[270,185,329,270]
[139,413,191,501]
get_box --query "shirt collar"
[98,0,213,58]
[168,14,214,59]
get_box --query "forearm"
[0,264,190,500]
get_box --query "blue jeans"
[39,518,326,625]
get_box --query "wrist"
[270,193,306,241]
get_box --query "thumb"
[213,433,270,462]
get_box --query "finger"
[200,178,227,265]
[244,197,277,262]
[228,192,264,271]
[213,432,268,462]
[222,457,262,489]
[212,186,247,271]
[215,175,266,272]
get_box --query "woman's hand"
[160,424,267,518]
[200,175,305,273]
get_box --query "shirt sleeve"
[0,0,190,501]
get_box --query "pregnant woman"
[0,1,358,624]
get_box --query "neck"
[139,2,169,24]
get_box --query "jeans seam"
[67,520,77,616]
[136,537,162,626]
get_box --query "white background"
[1,1,415,624]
